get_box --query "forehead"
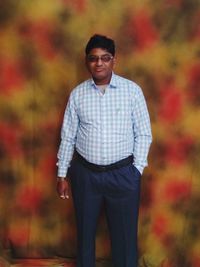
[88,48,110,55]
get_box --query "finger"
[64,192,69,199]
[63,189,69,199]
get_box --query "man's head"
[85,34,116,85]
[85,34,115,56]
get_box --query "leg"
[70,160,103,267]
[104,164,141,267]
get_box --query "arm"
[56,93,79,199]
[132,86,152,175]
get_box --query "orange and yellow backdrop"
[0,0,200,266]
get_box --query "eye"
[87,56,98,63]
[87,55,113,63]
[101,55,113,62]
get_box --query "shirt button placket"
[100,95,107,163]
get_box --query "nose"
[96,58,103,65]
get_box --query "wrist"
[57,177,66,182]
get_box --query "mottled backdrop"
[0,0,200,266]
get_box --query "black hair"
[85,34,115,56]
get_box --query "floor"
[0,258,75,267]
[0,258,112,267]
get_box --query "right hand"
[56,179,70,200]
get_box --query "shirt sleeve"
[132,85,152,175]
[57,93,79,177]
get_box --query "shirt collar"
[90,72,117,89]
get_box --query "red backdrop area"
[0,0,200,266]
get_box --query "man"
[56,34,152,267]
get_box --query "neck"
[92,74,112,85]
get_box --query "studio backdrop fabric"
[0,0,200,266]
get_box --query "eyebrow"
[88,53,112,56]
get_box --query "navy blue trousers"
[69,159,141,267]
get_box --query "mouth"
[94,68,104,72]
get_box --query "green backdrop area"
[0,0,200,266]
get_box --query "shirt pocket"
[110,107,131,133]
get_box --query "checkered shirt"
[57,73,152,177]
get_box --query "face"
[85,48,115,85]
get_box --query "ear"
[113,56,116,67]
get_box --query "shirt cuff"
[57,166,69,178]
[56,157,70,177]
